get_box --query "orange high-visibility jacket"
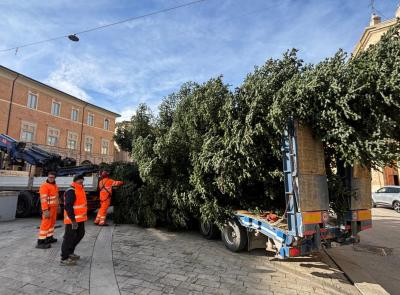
[98,178,123,201]
[39,181,59,211]
[64,182,88,224]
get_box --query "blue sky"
[0,0,398,121]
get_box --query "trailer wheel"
[200,221,220,239]
[57,204,64,219]
[16,191,33,218]
[222,219,247,252]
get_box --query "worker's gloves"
[43,210,50,219]
[72,222,78,230]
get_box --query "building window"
[67,132,78,150]
[104,119,109,130]
[87,114,94,126]
[51,101,61,116]
[27,93,38,109]
[101,139,109,155]
[47,127,60,146]
[71,108,79,121]
[84,136,94,153]
[20,121,36,142]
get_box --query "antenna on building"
[369,0,382,26]
[369,0,376,15]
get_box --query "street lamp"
[68,34,79,42]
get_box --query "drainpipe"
[1,74,19,169]
[6,74,19,134]
[79,103,88,164]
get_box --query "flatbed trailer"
[201,121,372,259]
[0,173,100,217]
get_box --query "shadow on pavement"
[325,208,400,295]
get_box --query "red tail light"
[289,247,301,257]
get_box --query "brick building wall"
[0,66,120,166]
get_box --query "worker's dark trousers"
[61,222,85,260]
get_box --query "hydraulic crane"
[0,133,98,176]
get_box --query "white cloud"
[47,78,91,101]
[116,106,136,122]
[46,62,91,101]
[1,0,398,119]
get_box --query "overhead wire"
[0,0,206,53]
[369,0,388,20]
[74,0,206,35]
[375,8,388,19]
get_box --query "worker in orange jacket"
[94,171,123,226]
[61,174,87,266]
[36,171,59,249]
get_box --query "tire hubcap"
[226,225,236,244]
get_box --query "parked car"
[372,186,400,213]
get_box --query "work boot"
[69,254,80,260]
[60,258,77,266]
[46,237,58,244]
[36,239,51,249]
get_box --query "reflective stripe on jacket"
[63,182,88,224]
[98,178,123,201]
[39,181,59,210]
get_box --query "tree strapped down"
[112,22,400,229]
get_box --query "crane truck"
[1,120,372,259]
[0,133,101,217]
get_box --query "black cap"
[73,174,84,182]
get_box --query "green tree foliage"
[112,22,400,228]
[273,23,400,169]
[114,103,155,153]
[114,121,134,153]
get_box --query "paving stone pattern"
[0,218,101,295]
[0,218,360,295]
[112,225,360,295]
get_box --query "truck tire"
[200,221,220,239]
[222,219,247,252]
[16,191,33,218]
[57,204,64,219]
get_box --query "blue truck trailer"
[201,121,372,259]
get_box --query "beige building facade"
[353,7,400,191]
